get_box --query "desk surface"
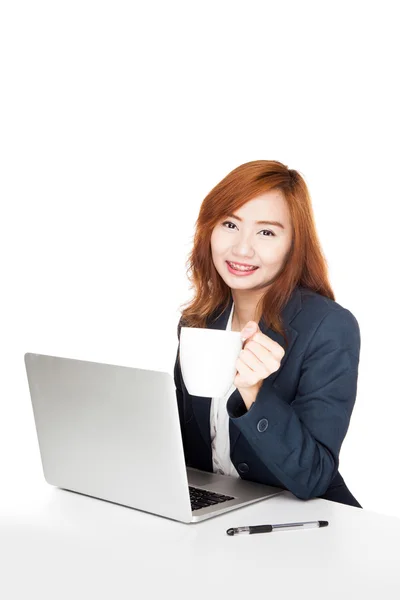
[1,483,400,599]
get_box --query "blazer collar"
[207,285,303,339]
[191,286,303,453]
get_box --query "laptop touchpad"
[187,469,218,487]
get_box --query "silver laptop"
[24,352,284,523]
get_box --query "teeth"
[228,261,257,271]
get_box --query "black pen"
[226,520,329,535]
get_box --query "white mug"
[179,327,243,397]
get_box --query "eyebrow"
[226,213,285,229]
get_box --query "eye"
[221,221,276,237]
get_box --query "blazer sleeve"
[226,308,361,500]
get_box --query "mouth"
[226,260,259,275]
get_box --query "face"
[210,189,292,292]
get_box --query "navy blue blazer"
[174,285,362,508]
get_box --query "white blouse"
[209,301,240,478]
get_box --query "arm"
[226,308,361,500]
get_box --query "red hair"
[179,160,334,350]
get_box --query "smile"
[226,261,259,276]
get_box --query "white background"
[1,1,399,518]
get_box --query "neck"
[231,293,263,331]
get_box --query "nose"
[232,236,257,259]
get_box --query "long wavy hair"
[179,160,334,351]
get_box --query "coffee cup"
[179,327,243,397]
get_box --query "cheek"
[260,245,288,266]
[210,231,226,253]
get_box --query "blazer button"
[238,463,249,473]
[257,418,269,433]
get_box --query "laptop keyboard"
[189,485,235,511]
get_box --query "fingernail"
[241,328,253,341]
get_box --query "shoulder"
[297,287,361,355]
[298,286,359,325]
[298,286,345,312]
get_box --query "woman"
[174,160,361,508]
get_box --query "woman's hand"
[233,321,285,397]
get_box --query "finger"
[239,347,268,376]
[249,332,285,359]
[243,343,281,376]
[236,356,261,387]
[244,340,272,365]
[240,322,259,341]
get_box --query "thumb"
[240,321,260,341]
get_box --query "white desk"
[1,483,400,599]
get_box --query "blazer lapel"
[191,286,303,454]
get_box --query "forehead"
[235,190,289,220]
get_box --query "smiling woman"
[175,160,362,509]
[179,161,318,348]
[211,187,293,332]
